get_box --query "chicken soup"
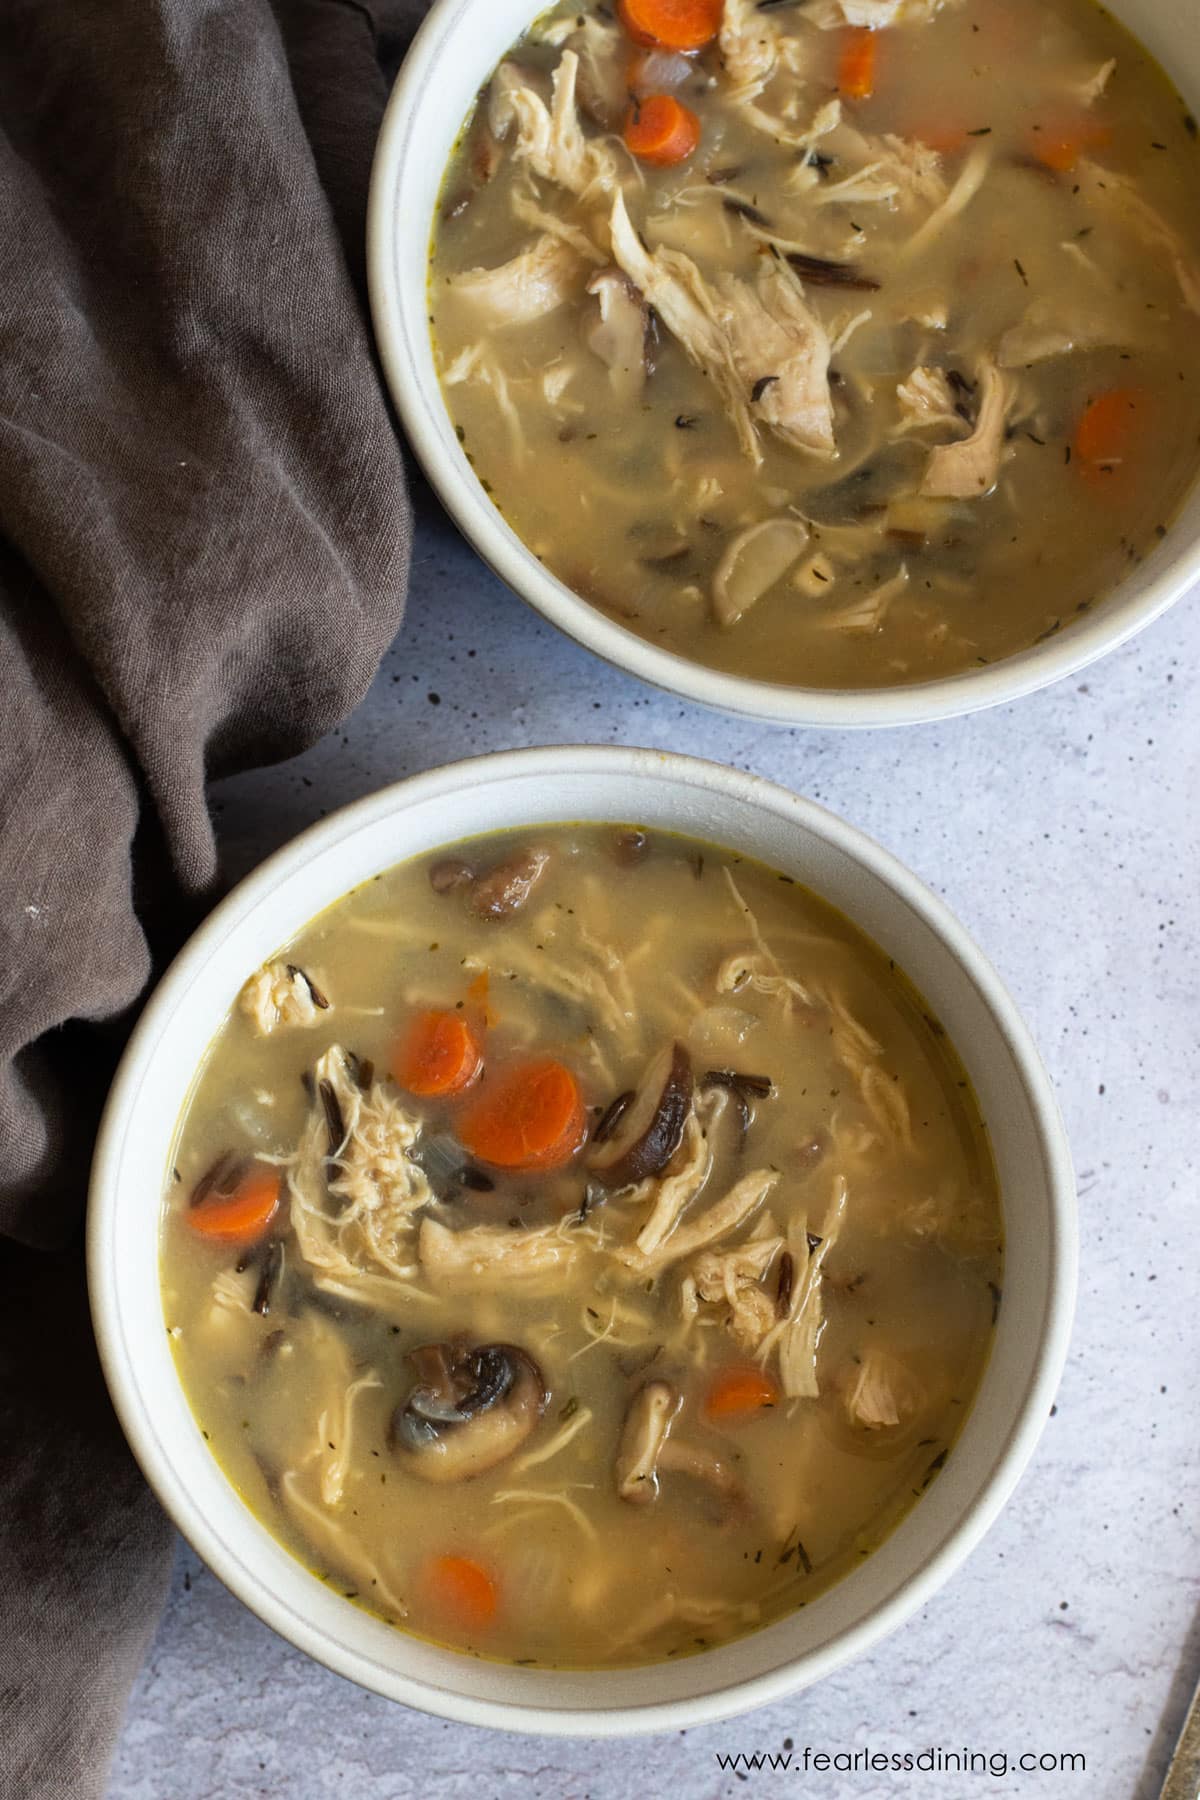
[161,825,1002,1667]
[429,0,1200,688]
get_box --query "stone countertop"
[109,502,1200,1800]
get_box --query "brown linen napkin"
[0,1,429,1793]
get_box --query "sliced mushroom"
[391,1340,548,1483]
[615,1380,746,1515]
[616,1380,681,1504]
[584,268,650,405]
[713,518,810,628]
[589,1042,693,1188]
[467,845,551,920]
[657,1439,743,1508]
[428,856,475,894]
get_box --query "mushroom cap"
[392,1340,548,1483]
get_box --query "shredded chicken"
[239,961,327,1035]
[718,0,780,101]
[419,1216,578,1290]
[816,129,947,213]
[511,190,607,264]
[1075,159,1200,315]
[716,949,818,1011]
[716,262,837,458]
[807,0,962,24]
[609,189,760,465]
[509,50,620,200]
[487,61,532,141]
[844,1348,925,1430]
[893,367,968,437]
[566,15,626,130]
[441,343,527,463]
[300,1319,382,1508]
[899,142,991,260]
[1070,57,1116,106]
[757,1177,848,1398]
[446,233,585,328]
[286,1047,430,1289]
[921,361,1015,498]
[280,1471,408,1619]
[680,1233,783,1351]
[617,1167,779,1276]
[817,564,909,634]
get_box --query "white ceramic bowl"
[89,746,1075,1733]
[368,0,1200,728]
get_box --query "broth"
[429,0,1200,688]
[161,826,1002,1668]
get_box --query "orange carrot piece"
[459,1058,586,1171]
[838,28,877,101]
[1029,117,1111,173]
[465,968,497,1030]
[912,122,969,154]
[392,1009,484,1099]
[624,93,701,167]
[1073,385,1147,484]
[617,0,721,52]
[188,1162,281,1245]
[422,1554,498,1629]
[704,1363,781,1423]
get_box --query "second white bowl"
[88,746,1076,1733]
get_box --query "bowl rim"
[366,0,1200,730]
[88,745,1077,1735]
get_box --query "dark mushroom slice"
[429,856,475,894]
[466,846,551,920]
[589,1042,693,1188]
[391,1340,548,1483]
[701,1069,775,1146]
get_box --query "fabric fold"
[0,1,428,1794]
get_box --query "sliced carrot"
[422,1554,498,1629]
[392,1009,483,1099]
[704,1363,781,1423]
[465,968,497,1030]
[459,1058,587,1171]
[1073,385,1148,487]
[1028,117,1111,173]
[188,1161,281,1244]
[617,0,721,52]
[624,93,701,167]
[838,28,877,101]
[911,122,969,154]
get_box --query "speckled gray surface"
[108,499,1200,1800]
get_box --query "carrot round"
[392,1009,483,1099]
[838,27,877,101]
[188,1162,281,1244]
[912,122,969,154]
[1074,385,1147,485]
[704,1363,780,1423]
[421,1554,498,1629]
[624,94,701,167]
[1030,117,1111,173]
[617,0,721,52]
[459,1057,586,1171]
